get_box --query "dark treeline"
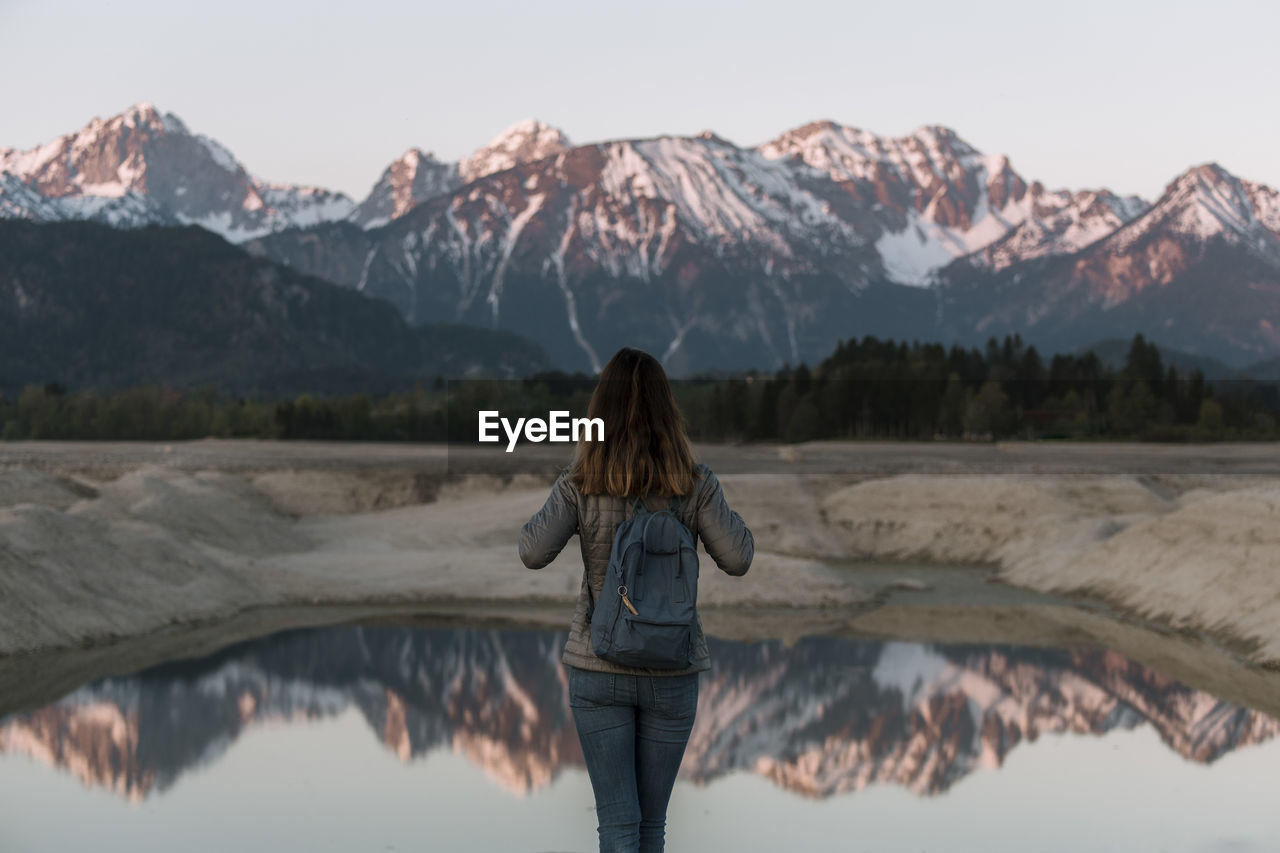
[0,383,449,442]
[2,334,1278,442]
[688,333,1277,442]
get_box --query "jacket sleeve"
[694,468,753,576]
[519,469,579,570]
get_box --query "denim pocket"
[568,667,615,708]
[650,672,699,718]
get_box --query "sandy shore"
[2,439,1279,714]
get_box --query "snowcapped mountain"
[8,104,1280,370]
[348,148,459,228]
[2,105,1146,280]
[348,120,573,228]
[1,106,579,240]
[1,628,1275,802]
[1075,163,1280,306]
[246,121,1167,372]
[756,121,1149,282]
[965,186,1149,272]
[1119,163,1280,244]
[935,162,1280,363]
[247,130,902,372]
[0,103,354,241]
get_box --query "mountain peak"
[395,147,447,170]
[347,147,459,228]
[105,101,182,135]
[1138,161,1280,243]
[0,102,356,239]
[762,119,863,149]
[460,119,570,180]
[906,123,977,157]
[912,123,961,139]
[695,129,733,146]
[1164,162,1238,196]
[760,119,979,161]
[783,119,848,138]
[121,100,159,120]
[350,124,571,226]
[1063,160,1280,311]
[1184,161,1232,181]
[480,119,571,156]
[492,118,567,141]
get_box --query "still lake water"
[2,625,1279,852]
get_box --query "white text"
[478,411,604,452]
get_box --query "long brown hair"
[570,347,697,497]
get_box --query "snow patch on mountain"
[873,642,951,706]
[875,218,959,283]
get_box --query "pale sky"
[2,0,1276,203]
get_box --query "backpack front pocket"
[603,615,693,670]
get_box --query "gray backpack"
[587,496,699,669]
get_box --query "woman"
[519,347,754,853]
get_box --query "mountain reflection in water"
[0,626,1276,803]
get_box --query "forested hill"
[0,220,550,396]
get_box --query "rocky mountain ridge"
[1,103,1154,278]
[6,104,1279,371]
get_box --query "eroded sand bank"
[1,440,1278,703]
[816,473,1280,665]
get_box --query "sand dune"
[0,461,863,657]
[817,473,1280,664]
[1,442,1279,673]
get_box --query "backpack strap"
[589,495,643,623]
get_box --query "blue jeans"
[568,666,699,853]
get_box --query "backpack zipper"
[619,585,639,615]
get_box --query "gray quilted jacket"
[519,463,753,675]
